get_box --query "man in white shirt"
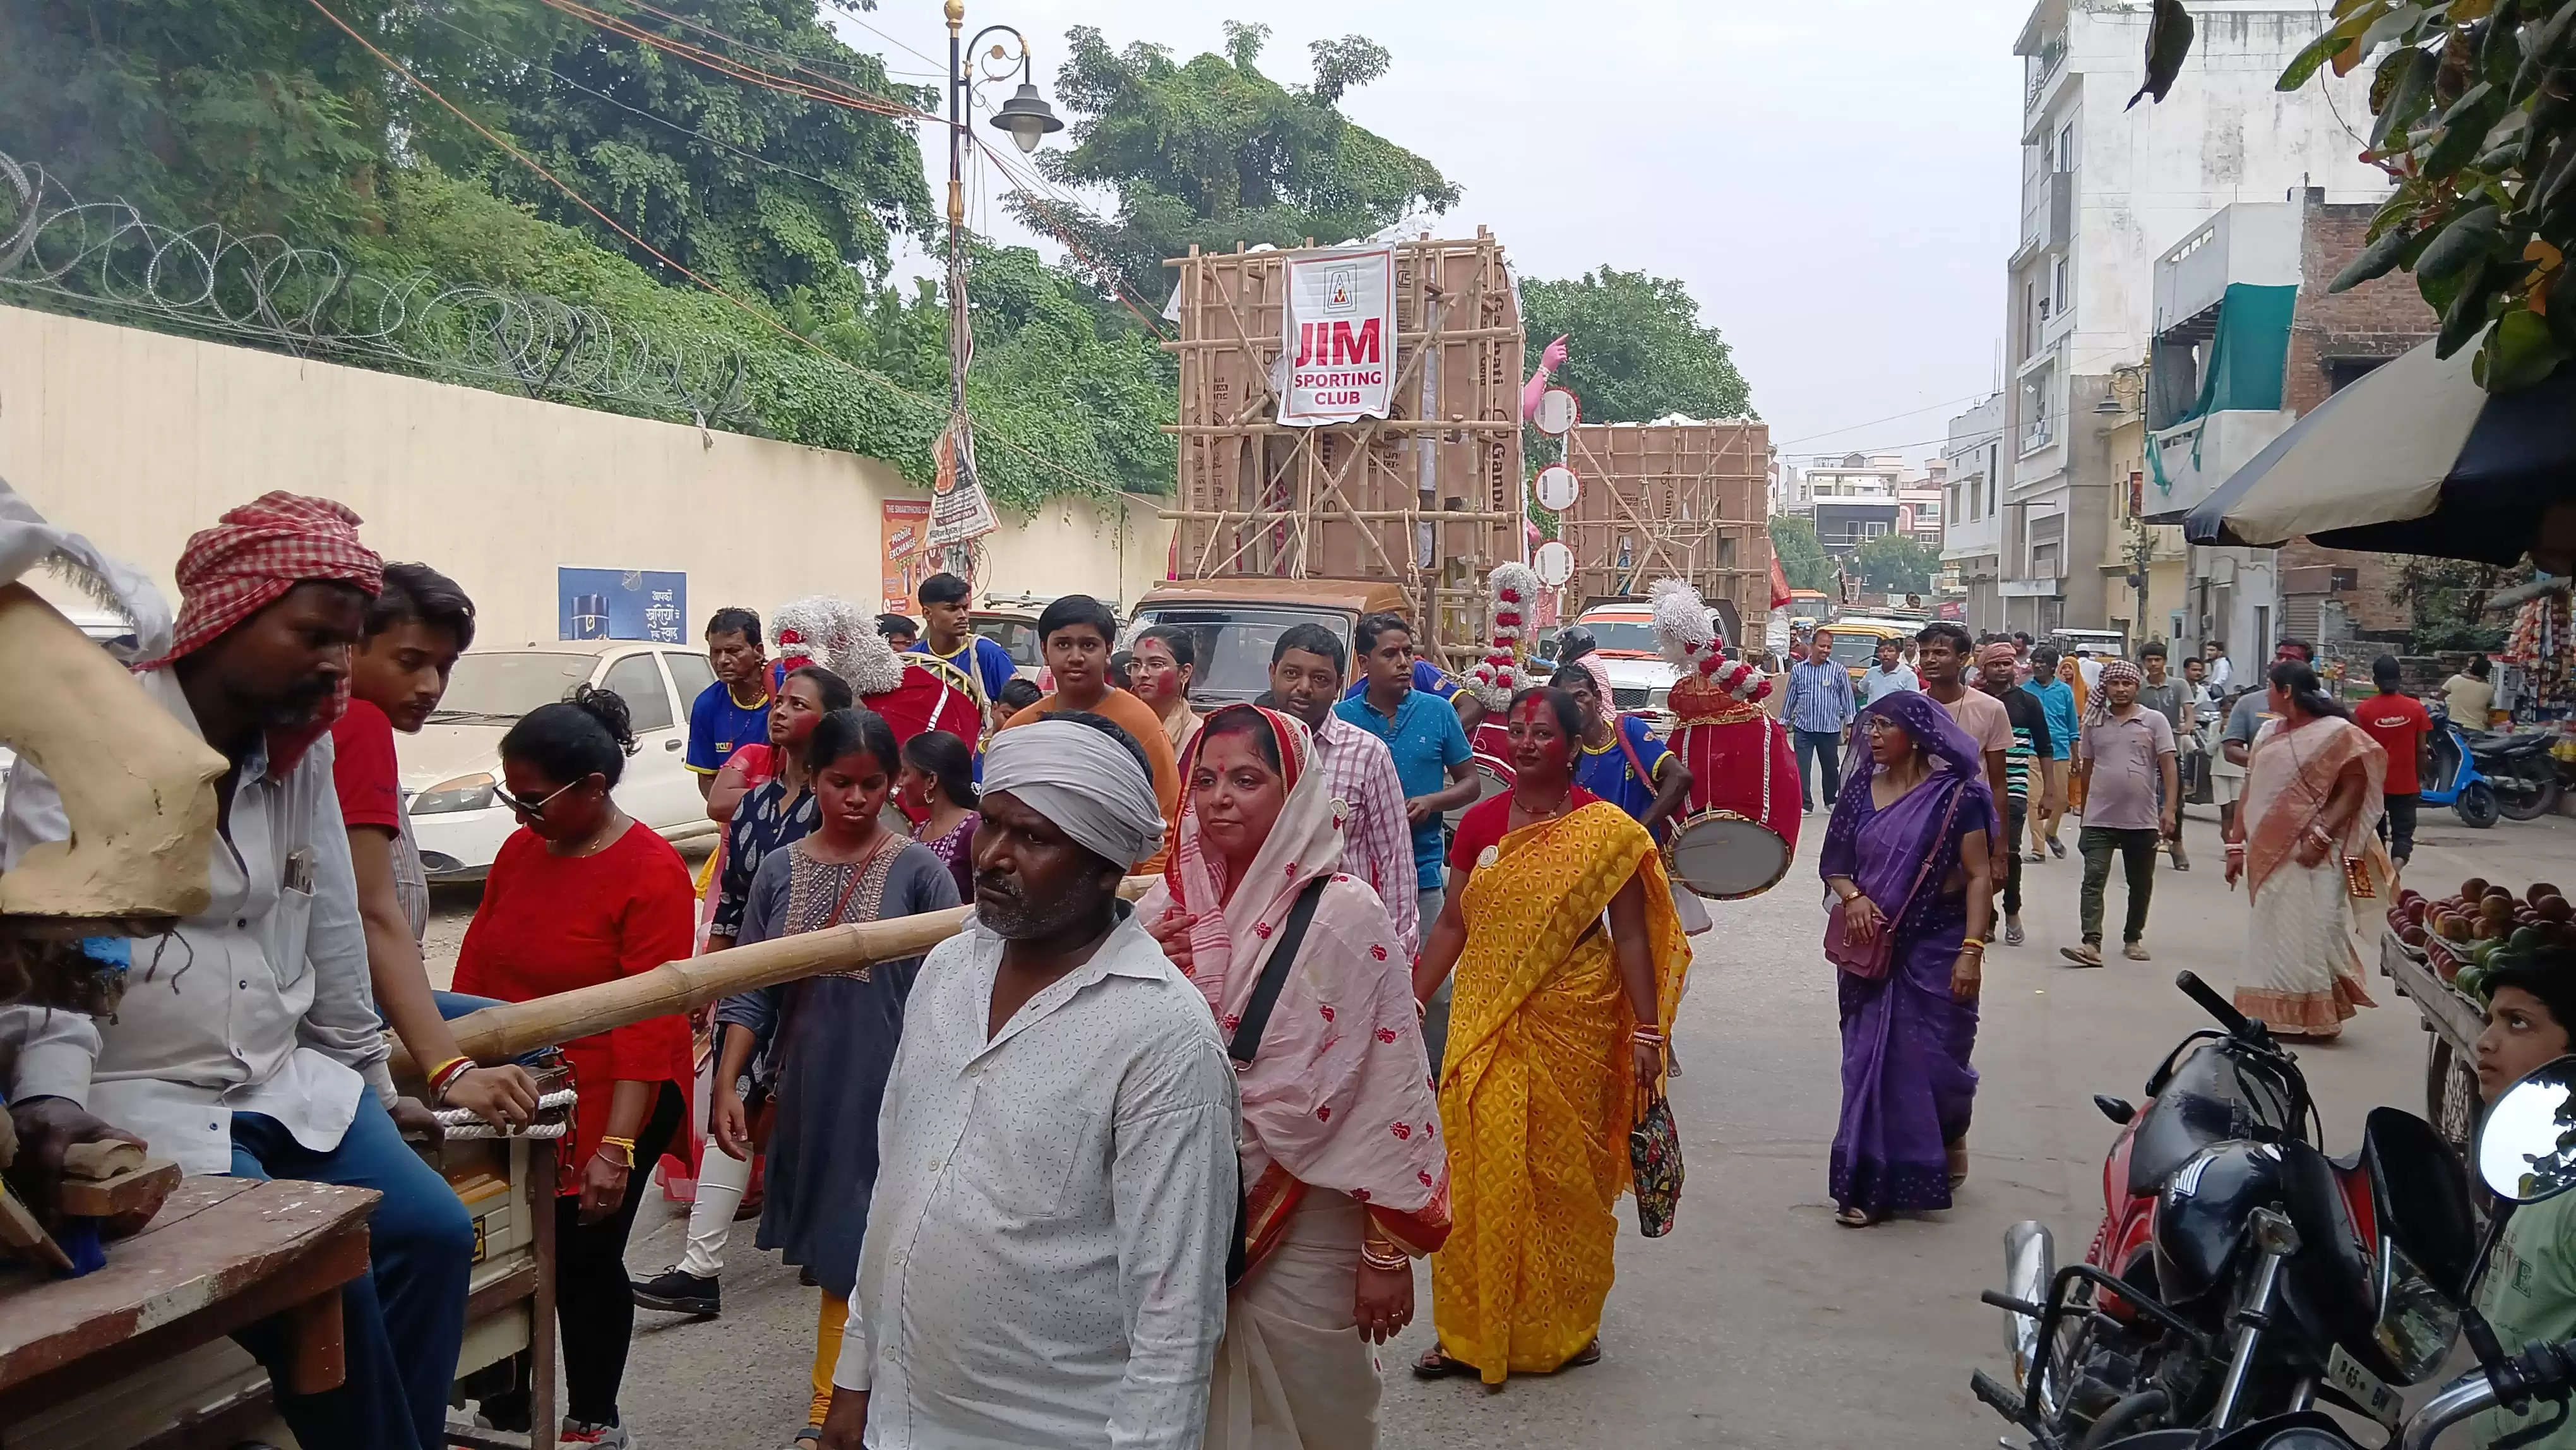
[820,714,1236,1450]
[2202,638,2234,693]
[1,493,473,1450]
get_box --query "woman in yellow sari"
[1409,685,1691,1386]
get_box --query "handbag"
[1822,781,1964,981]
[1628,1083,1683,1237]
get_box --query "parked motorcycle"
[2057,1055,2576,1449]
[1970,971,2478,1448]
[2424,705,2508,829]
[2465,722,2564,822]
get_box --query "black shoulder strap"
[1227,876,1329,1066]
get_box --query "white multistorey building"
[1999,0,2383,636]
[1942,397,2008,630]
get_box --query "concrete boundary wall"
[0,304,1173,644]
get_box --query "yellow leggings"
[811,1290,847,1427]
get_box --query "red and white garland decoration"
[1651,577,1771,704]
[1469,562,1541,709]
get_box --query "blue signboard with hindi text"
[558,568,687,644]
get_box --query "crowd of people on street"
[1,483,2532,1449]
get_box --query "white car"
[403,641,724,882]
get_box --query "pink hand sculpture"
[1521,334,1570,421]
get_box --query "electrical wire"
[420,11,889,210]
[971,134,1173,339]
[304,0,1132,501]
[609,0,916,93]
[1776,389,2005,448]
[531,0,931,121]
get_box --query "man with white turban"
[819,713,1239,1450]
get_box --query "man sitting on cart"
[0,493,474,1450]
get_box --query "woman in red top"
[455,685,694,1449]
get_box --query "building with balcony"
[1780,452,1905,517]
[1998,0,2383,637]
[2142,189,2433,664]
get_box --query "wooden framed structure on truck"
[1561,419,1773,632]
[1162,233,1525,667]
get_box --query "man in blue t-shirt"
[686,606,772,797]
[1551,662,1693,842]
[1336,611,1477,1074]
[1339,655,1458,704]
[910,572,1018,715]
[2024,645,2080,859]
[1333,613,1477,907]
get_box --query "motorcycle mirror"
[2477,1055,2576,1204]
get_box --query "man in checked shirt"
[1259,623,1421,959]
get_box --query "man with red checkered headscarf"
[2,492,474,1450]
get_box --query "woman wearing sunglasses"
[452,685,694,1450]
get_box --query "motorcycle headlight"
[2373,1235,2460,1384]
[410,773,496,815]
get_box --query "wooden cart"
[2380,926,2485,1163]
[0,1096,564,1449]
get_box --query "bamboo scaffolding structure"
[394,882,1154,1076]
[1161,233,1525,664]
[1560,420,1772,626]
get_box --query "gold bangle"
[1361,1244,1409,1271]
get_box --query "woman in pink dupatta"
[1140,704,1450,1450]
[2224,660,2391,1038]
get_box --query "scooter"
[2421,705,2504,828]
[2466,723,2563,821]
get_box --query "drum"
[1665,810,1792,900]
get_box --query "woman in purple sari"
[1820,688,1998,1226]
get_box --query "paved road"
[422,805,2576,1448]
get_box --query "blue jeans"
[434,991,546,1065]
[1794,728,1845,812]
[230,1096,474,1450]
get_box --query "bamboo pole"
[395,880,1155,1076]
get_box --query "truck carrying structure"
[1560,418,1773,638]
[1162,233,1525,666]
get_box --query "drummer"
[1549,662,1692,842]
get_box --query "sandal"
[1835,1206,1880,1227]
[1413,1347,1479,1380]
[1563,1339,1602,1369]
[1947,1141,1971,1190]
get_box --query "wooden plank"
[56,1160,181,1221]
[0,1180,375,1417]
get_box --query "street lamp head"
[2094,393,2125,416]
[990,82,1062,153]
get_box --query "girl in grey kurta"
[708,708,959,1434]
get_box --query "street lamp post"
[937,1,1061,572]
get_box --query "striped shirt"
[1311,712,1422,957]
[1995,686,2053,800]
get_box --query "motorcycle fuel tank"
[2152,1141,2286,1305]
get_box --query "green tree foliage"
[1519,267,1756,423]
[441,0,937,308]
[1849,532,1942,596]
[2392,555,2517,651]
[0,0,1169,505]
[1025,21,1458,302]
[2269,0,2576,390]
[1768,515,1834,592]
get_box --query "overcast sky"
[839,0,2040,471]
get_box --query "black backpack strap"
[1227,877,1329,1067]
